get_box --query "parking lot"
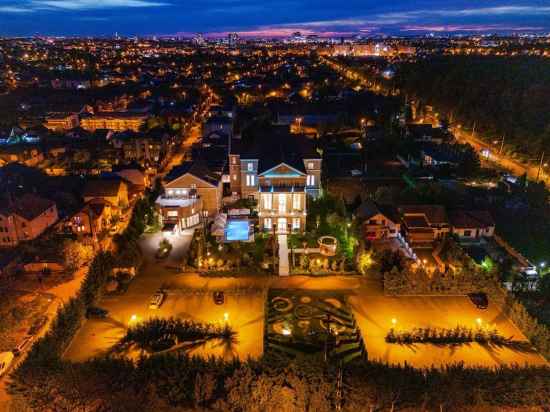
[64,232,547,368]
[348,294,548,368]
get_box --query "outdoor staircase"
[278,234,289,276]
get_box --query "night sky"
[1,0,549,37]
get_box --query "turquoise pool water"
[225,220,249,241]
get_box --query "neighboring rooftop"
[0,193,56,221]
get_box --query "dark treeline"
[9,352,550,411]
[396,55,550,158]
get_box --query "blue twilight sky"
[0,0,549,37]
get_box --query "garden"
[385,325,536,352]
[288,194,359,275]
[187,229,275,275]
[265,289,365,363]
[112,317,236,357]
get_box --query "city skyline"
[1,0,550,37]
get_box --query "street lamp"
[223,312,229,322]
[476,318,482,327]
[391,318,397,326]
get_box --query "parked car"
[13,336,33,356]
[149,291,165,309]
[213,291,224,305]
[0,352,14,377]
[468,293,489,309]
[86,307,109,319]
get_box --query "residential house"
[229,126,322,233]
[156,161,223,232]
[0,146,44,167]
[405,124,447,144]
[203,115,234,139]
[82,178,129,211]
[0,194,59,247]
[44,112,80,132]
[399,205,450,246]
[80,112,147,132]
[63,201,113,237]
[356,200,401,241]
[113,166,149,193]
[110,129,176,169]
[449,210,495,241]
[421,143,460,168]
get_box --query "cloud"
[263,5,550,30]
[401,24,545,32]
[0,5,33,12]
[0,0,169,12]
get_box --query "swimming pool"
[225,220,250,241]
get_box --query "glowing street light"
[223,312,229,322]
[391,318,397,326]
[476,318,482,326]
[129,314,138,325]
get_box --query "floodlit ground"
[349,294,548,368]
[65,231,266,362]
[64,230,547,368]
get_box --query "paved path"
[278,235,289,276]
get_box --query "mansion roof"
[231,126,320,174]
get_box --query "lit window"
[264,217,272,230]
[308,162,314,169]
[246,175,255,186]
[278,194,287,213]
[263,194,272,209]
[247,162,253,171]
[293,194,300,209]
[307,175,315,186]
[232,174,237,181]
[232,157,236,164]
[167,211,178,217]
[292,218,300,230]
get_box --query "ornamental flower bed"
[385,325,528,348]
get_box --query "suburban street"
[324,57,550,187]
[451,126,550,186]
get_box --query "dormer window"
[247,162,253,172]
[308,162,314,169]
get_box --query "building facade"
[0,194,58,247]
[156,162,223,232]
[80,112,147,132]
[229,127,322,233]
